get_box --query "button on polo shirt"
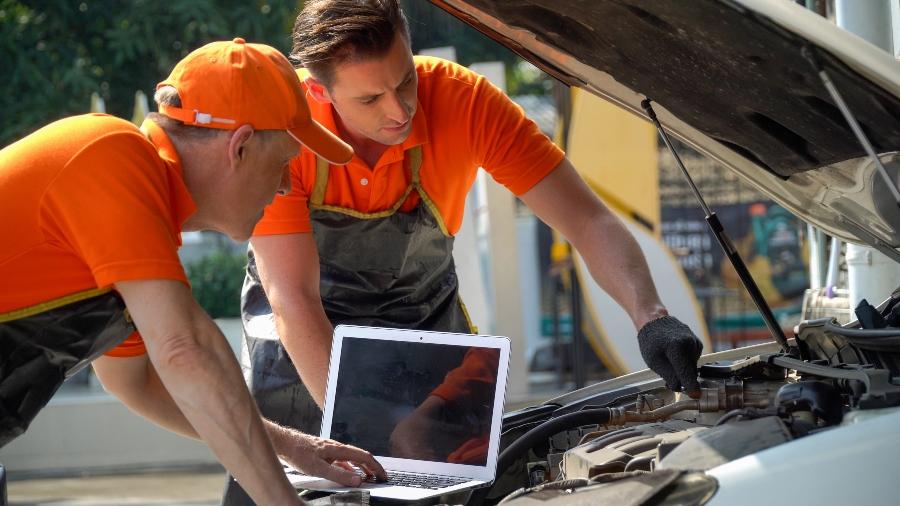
[253,56,565,237]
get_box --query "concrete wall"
[0,393,216,475]
[0,318,244,475]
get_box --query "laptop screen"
[328,336,501,467]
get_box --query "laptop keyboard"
[358,470,469,490]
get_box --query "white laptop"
[286,324,510,501]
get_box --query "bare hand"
[270,424,387,486]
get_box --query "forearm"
[116,280,301,505]
[93,356,199,439]
[148,318,299,504]
[98,359,289,445]
[142,364,199,438]
[263,417,311,460]
[522,158,667,330]
[99,354,377,487]
[271,293,333,407]
[523,160,703,392]
[570,207,667,328]
[250,233,333,407]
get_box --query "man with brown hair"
[226,1,704,502]
[1,38,385,506]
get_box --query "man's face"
[323,33,418,146]
[225,130,298,240]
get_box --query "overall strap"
[310,146,424,215]
[407,145,451,236]
[407,145,423,186]
[374,145,424,214]
[310,156,330,207]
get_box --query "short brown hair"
[291,0,410,88]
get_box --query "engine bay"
[479,292,900,505]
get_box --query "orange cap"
[157,37,352,165]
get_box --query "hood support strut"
[802,46,900,209]
[641,99,790,353]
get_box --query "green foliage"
[402,0,551,96]
[0,0,300,147]
[186,249,247,319]
[0,0,547,148]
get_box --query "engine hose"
[496,408,612,482]
[468,408,612,505]
[823,321,900,338]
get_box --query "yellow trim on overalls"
[309,147,452,236]
[456,297,478,334]
[0,287,114,323]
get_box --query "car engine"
[478,292,900,505]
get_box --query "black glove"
[637,315,703,396]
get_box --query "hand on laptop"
[268,424,387,486]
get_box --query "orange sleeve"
[431,348,501,404]
[252,154,313,235]
[40,131,188,288]
[466,75,565,196]
[447,436,490,465]
[103,331,147,357]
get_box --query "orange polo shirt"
[430,348,500,405]
[254,56,565,236]
[0,114,195,356]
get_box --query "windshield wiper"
[641,99,791,353]
[802,45,900,210]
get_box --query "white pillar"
[453,194,493,331]
[419,47,495,331]
[893,0,900,60]
[516,214,543,372]
[846,244,900,310]
[417,46,457,62]
[131,90,150,125]
[807,225,826,289]
[468,61,529,401]
[836,0,893,51]
[836,0,900,310]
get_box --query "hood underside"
[431,0,900,259]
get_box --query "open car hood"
[431,0,900,261]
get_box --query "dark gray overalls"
[223,146,475,504]
[0,288,137,506]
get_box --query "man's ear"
[305,76,332,105]
[227,125,256,169]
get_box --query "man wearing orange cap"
[0,38,384,505]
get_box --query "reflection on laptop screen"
[329,337,501,466]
